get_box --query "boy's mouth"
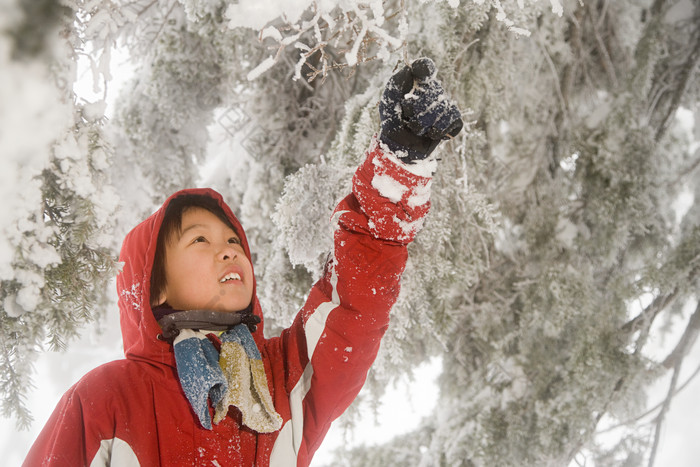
[220,272,242,283]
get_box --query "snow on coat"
[24,137,433,466]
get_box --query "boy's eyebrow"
[178,223,208,239]
[178,223,240,241]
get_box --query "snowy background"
[2,0,700,465]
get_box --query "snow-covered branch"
[0,0,121,425]
[224,0,567,81]
[227,0,407,82]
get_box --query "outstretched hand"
[379,58,463,164]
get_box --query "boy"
[24,58,462,466]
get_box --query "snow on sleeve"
[348,136,434,244]
[371,174,408,203]
[392,215,425,239]
[376,137,438,178]
[407,180,432,208]
[368,138,433,209]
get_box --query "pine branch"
[647,348,682,467]
[586,1,618,88]
[645,302,699,465]
[596,358,700,435]
[0,333,34,428]
[132,0,159,18]
[654,25,700,142]
[650,0,670,18]
[571,305,700,464]
[621,288,678,335]
[671,153,700,186]
[662,301,700,369]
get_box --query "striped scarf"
[172,324,282,432]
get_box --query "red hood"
[116,188,265,368]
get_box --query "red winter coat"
[24,139,432,466]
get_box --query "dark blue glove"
[379,58,463,164]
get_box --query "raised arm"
[265,58,462,467]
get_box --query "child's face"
[157,207,254,313]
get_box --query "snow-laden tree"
[0,0,118,425]
[1,0,698,465]
[312,1,699,465]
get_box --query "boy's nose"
[218,245,237,262]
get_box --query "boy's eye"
[193,236,207,244]
[228,237,241,245]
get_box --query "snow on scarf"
[172,324,282,433]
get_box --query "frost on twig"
[225,0,567,82]
[226,0,408,82]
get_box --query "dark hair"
[150,194,239,307]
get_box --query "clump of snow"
[407,180,432,208]
[493,218,525,260]
[81,99,107,122]
[586,91,612,128]
[549,0,563,17]
[3,295,24,318]
[392,215,425,239]
[247,57,277,81]
[555,216,579,248]
[225,0,316,30]
[273,161,352,276]
[371,174,408,203]
[261,26,282,41]
[15,269,45,312]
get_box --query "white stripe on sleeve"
[90,437,140,466]
[269,363,313,465]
